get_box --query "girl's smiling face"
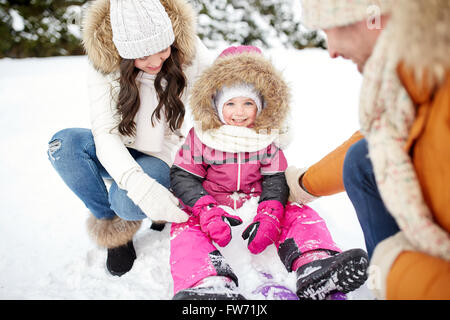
[222,97,258,128]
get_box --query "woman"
[47,0,213,276]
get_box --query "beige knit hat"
[300,0,392,30]
[110,0,175,59]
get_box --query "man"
[286,0,450,299]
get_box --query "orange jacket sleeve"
[302,131,364,197]
[387,251,450,299]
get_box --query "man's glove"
[285,166,319,204]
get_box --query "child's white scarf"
[193,121,292,153]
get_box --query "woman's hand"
[127,173,189,223]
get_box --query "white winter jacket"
[81,0,214,221]
[88,37,213,193]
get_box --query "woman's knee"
[47,128,93,162]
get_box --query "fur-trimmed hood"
[190,51,291,134]
[81,0,197,74]
[390,0,450,85]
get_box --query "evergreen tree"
[0,0,325,58]
[192,0,325,49]
[0,0,87,58]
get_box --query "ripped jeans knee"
[46,128,118,219]
[48,139,62,161]
[47,128,92,163]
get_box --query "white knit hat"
[300,0,392,30]
[110,0,175,59]
[214,83,264,124]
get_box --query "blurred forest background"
[0,0,326,58]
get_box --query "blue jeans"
[343,139,400,259]
[47,128,171,221]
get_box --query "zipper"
[234,152,242,210]
[237,152,241,191]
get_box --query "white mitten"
[126,172,189,223]
[285,166,319,204]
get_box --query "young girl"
[169,46,369,300]
[47,0,213,276]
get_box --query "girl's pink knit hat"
[218,45,262,58]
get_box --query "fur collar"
[390,0,450,86]
[81,0,197,74]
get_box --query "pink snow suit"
[173,128,288,209]
[168,46,342,295]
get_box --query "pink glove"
[192,195,242,247]
[242,200,284,254]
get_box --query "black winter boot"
[172,276,246,300]
[296,248,369,300]
[150,221,166,231]
[173,288,246,300]
[106,240,137,277]
[86,216,142,277]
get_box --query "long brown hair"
[116,45,186,136]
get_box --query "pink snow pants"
[169,202,341,295]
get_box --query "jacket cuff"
[370,232,414,300]
[192,195,217,216]
[126,171,155,205]
[285,166,319,204]
[256,200,284,219]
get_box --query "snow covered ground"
[0,48,374,300]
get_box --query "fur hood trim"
[390,0,450,85]
[190,52,291,134]
[82,0,197,74]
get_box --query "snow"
[9,8,25,32]
[297,266,322,280]
[0,49,374,300]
